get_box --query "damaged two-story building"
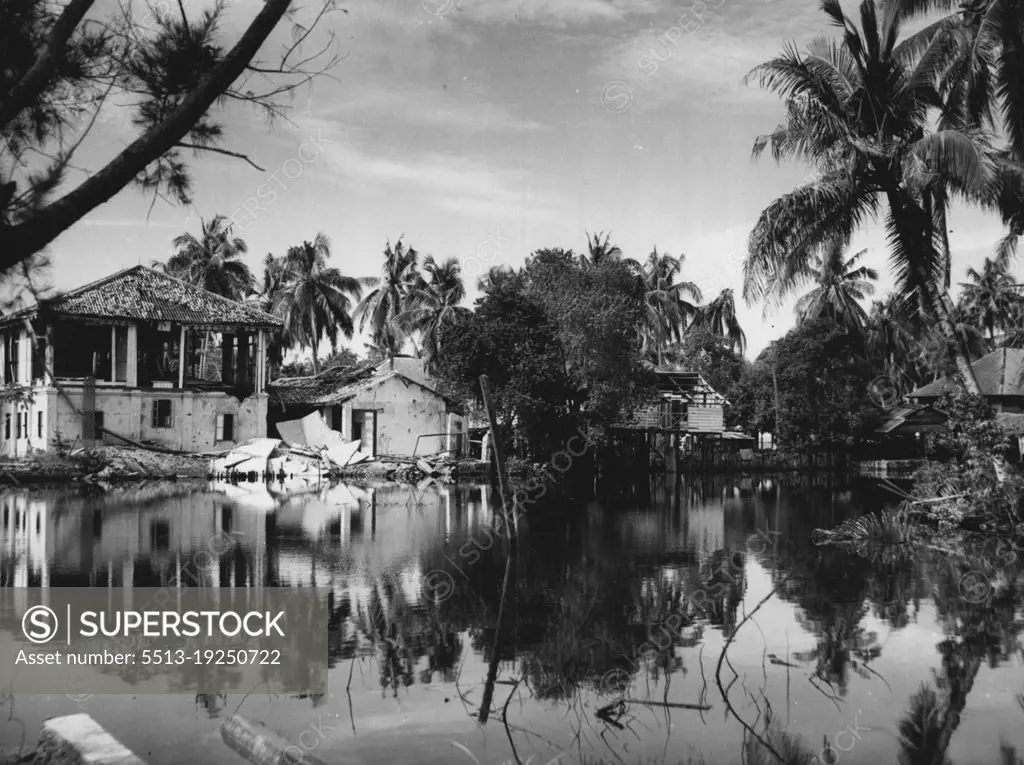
[0,265,283,457]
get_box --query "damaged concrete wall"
[1,386,269,456]
[346,375,449,457]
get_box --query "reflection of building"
[0,266,282,457]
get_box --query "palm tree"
[583,231,623,267]
[270,234,364,375]
[693,288,746,355]
[959,256,1023,340]
[788,241,878,332]
[638,248,702,364]
[865,295,931,390]
[743,0,995,396]
[399,255,469,371]
[893,0,1024,267]
[162,215,256,379]
[355,238,420,358]
[162,215,255,300]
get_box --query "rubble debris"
[0,445,209,486]
[335,455,490,483]
[210,438,329,484]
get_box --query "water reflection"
[0,475,1022,765]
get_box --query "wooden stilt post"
[477,374,517,725]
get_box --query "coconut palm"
[787,241,878,331]
[743,0,995,395]
[583,231,623,267]
[865,295,932,389]
[959,256,1023,340]
[270,233,365,375]
[162,215,256,379]
[638,247,703,364]
[399,255,469,371]
[355,238,420,358]
[162,215,255,300]
[692,288,746,355]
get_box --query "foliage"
[743,0,996,395]
[909,389,1021,532]
[433,273,577,458]
[690,288,746,355]
[0,0,340,274]
[433,249,651,459]
[356,238,421,357]
[664,325,748,427]
[160,215,254,300]
[791,241,878,332]
[731,318,882,449]
[278,347,361,378]
[397,255,469,373]
[636,247,702,364]
[261,234,365,375]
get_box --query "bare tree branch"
[176,142,266,171]
[1,0,313,270]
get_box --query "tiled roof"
[0,266,282,329]
[910,348,1024,399]
[268,362,456,408]
[267,364,378,406]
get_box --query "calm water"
[1,476,1023,765]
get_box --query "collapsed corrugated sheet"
[275,411,367,467]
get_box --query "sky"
[42,0,1017,360]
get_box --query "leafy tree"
[356,238,420,357]
[160,214,254,299]
[736,318,881,450]
[0,0,340,275]
[434,249,651,458]
[523,248,650,426]
[434,275,575,458]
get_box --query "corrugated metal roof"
[0,266,282,329]
[910,348,1024,399]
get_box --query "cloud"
[442,0,663,25]
[79,219,181,228]
[296,119,564,220]
[589,0,947,113]
[324,86,547,133]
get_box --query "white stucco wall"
[1,385,268,457]
[344,375,450,457]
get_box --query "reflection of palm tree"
[793,605,881,697]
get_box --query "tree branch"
[176,142,266,171]
[0,0,98,131]
[1,0,301,270]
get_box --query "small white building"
[267,357,465,459]
[0,266,282,457]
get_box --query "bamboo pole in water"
[477,374,517,724]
